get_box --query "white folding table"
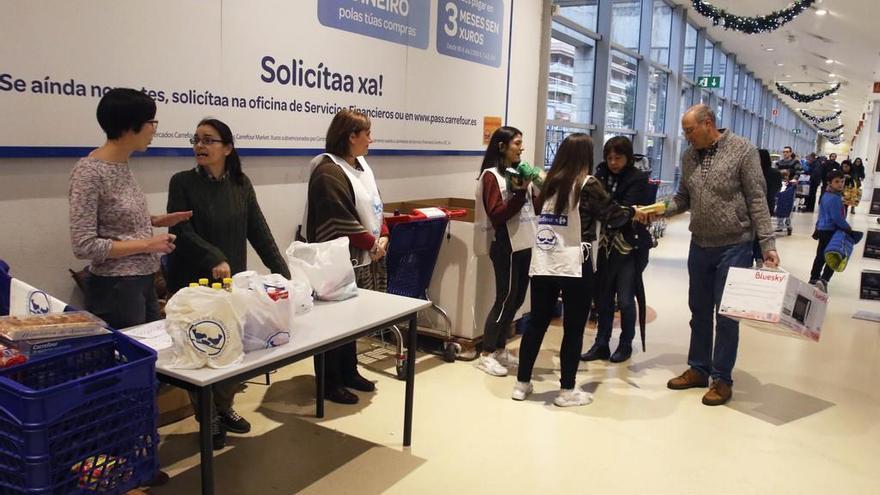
[152,289,430,495]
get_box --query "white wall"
[0,0,546,306]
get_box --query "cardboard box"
[719,268,827,342]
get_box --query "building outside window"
[703,40,714,77]
[558,2,598,32]
[650,0,672,65]
[606,50,638,131]
[645,137,663,179]
[647,68,667,134]
[611,0,641,51]
[683,23,697,80]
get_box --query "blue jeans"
[686,241,753,385]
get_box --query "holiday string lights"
[799,109,842,125]
[775,82,840,103]
[691,0,816,34]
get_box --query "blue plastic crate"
[0,332,158,494]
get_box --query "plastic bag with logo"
[232,273,294,352]
[165,286,245,369]
[285,238,358,301]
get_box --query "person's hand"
[151,211,193,227]
[377,236,389,253]
[762,250,780,269]
[144,233,176,254]
[633,207,654,225]
[370,239,387,261]
[212,261,231,280]
[510,176,531,191]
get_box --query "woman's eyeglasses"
[189,136,223,146]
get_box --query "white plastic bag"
[165,287,245,369]
[286,238,359,301]
[234,273,293,352]
[290,278,314,314]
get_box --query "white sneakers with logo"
[511,381,533,401]
[492,348,519,368]
[554,388,593,407]
[476,354,508,376]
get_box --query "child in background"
[810,170,852,293]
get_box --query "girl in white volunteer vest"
[302,109,388,405]
[474,126,536,377]
[512,133,636,407]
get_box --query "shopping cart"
[381,207,467,369]
[645,180,675,246]
[774,182,797,236]
[795,174,811,211]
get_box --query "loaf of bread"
[0,312,108,341]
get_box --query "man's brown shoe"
[702,380,732,406]
[667,368,709,390]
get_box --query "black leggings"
[483,240,531,353]
[810,230,836,283]
[518,263,593,389]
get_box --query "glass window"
[647,68,668,134]
[645,137,663,179]
[700,90,711,105]
[545,125,589,168]
[716,50,727,92]
[716,99,723,127]
[547,37,595,124]
[611,0,641,51]
[683,23,697,79]
[606,50,638,130]
[679,84,692,138]
[703,40,714,76]
[650,0,672,66]
[557,1,599,33]
[732,64,740,102]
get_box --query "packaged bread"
[637,202,667,215]
[0,311,108,341]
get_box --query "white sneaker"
[815,280,828,293]
[511,381,533,401]
[476,354,508,376]
[553,388,593,407]
[493,348,519,368]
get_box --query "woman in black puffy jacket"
[581,137,652,363]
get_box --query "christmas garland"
[799,109,842,125]
[775,82,840,103]
[817,124,844,134]
[691,0,816,34]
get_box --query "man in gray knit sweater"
[661,104,779,406]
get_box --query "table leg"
[198,386,215,495]
[403,313,417,447]
[315,352,325,418]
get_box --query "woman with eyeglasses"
[70,88,192,330]
[165,118,290,449]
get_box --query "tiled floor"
[154,191,880,494]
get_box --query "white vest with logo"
[303,153,384,267]
[474,168,537,255]
[529,177,599,278]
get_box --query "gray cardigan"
[666,130,776,253]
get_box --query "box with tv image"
[864,230,880,260]
[719,268,827,342]
[871,188,880,216]
[860,269,880,301]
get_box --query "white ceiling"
[669,0,880,143]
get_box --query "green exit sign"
[697,76,722,88]
[792,128,802,134]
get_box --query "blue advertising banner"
[318,0,430,49]
[436,0,504,67]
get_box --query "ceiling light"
[784,74,792,78]
[825,59,834,64]
[765,47,775,52]
[815,9,828,16]
[829,73,836,77]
